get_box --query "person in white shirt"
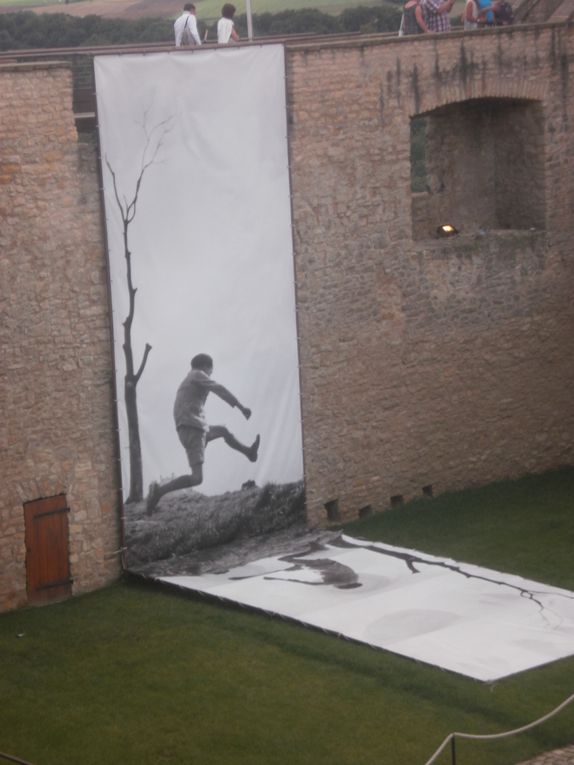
[463,0,478,28]
[217,3,240,43]
[174,3,202,47]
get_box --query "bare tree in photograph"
[105,115,172,503]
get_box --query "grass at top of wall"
[0,468,573,765]
[0,0,56,6]
[343,466,574,591]
[0,0,392,16]
[199,0,387,18]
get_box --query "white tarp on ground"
[95,46,303,501]
[160,535,574,681]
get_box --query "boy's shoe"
[248,435,261,463]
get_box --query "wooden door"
[24,495,72,604]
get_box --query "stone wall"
[286,25,574,524]
[0,62,121,611]
[1,24,573,609]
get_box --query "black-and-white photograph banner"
[95,46,304,567]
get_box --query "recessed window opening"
[410,98,545,240]
[324,499,340,522]
[422,484,433,498]
[390,494,404,508]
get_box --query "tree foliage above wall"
[0,12,173,49]
[0,5,401,51]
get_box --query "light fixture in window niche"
[436,223,458,237]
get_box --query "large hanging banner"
[95,47,304,571]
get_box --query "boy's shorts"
[177,425,206,467]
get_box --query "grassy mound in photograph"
[125,479,305,568]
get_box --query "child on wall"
[463,0,479,29]
[217,4,240,43]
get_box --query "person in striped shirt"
[422,0,456,32]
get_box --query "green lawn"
[344,467,574,590]
[0,468,573,765]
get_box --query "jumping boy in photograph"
[146,353,260,512]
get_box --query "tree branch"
[134,343,152,384]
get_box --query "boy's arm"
[202,377,251,418]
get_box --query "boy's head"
[221,3,236,18]
[183,3,195,11]
[191,353,214,374]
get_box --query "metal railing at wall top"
[0,33,368,115]
[423,691,574,765]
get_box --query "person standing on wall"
[421,0,456,31]
[174,3,202,47]
[217,4,240,43]
[462,0,479,28]
[400,0,429,34]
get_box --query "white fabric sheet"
[94,47,303,499]
[160,535,574,681]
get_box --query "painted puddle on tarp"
[158,534,574,682]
